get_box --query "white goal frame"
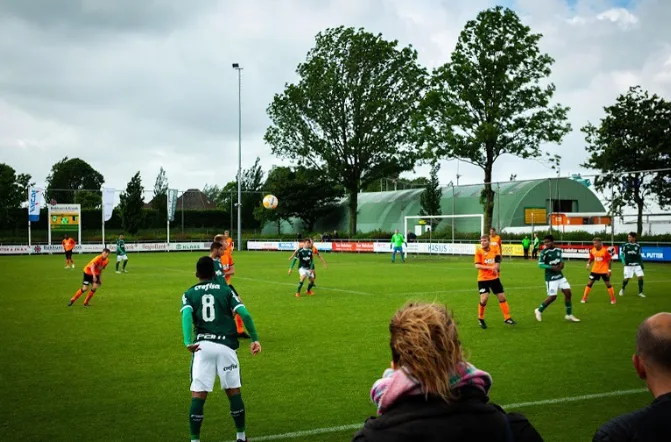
[404,214,485,242]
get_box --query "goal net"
[404,214,485,242]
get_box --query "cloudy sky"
[1,0,670,197]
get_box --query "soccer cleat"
[478,319,487,329]
[295,292,300,298]
[116,271,121,274]
[565,314,581,322]
[84,303,92,307]
[68,300,74,307]
[71,264,75,268]
[65,266,69,269]
[306,290,314,296]
[619,289,624,296]
[123,270,128,273]
[580,299,587,304]
[504,318,517,325]
[610,300,616,305]
[638,293,646,298]
[534,308,542,322]
[236,439,247,442]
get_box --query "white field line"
[235,276,377,296]
[222,388,648,442]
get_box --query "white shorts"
[116,254,128,262]
[190,340,241,392]
[546,278,571,296]
[299,267,314,279]
[624,265,644,279]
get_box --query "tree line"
[2,7,670,238]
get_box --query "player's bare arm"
[186,344,200,353]
[250,341,261,355]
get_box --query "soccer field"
[1,251,667,442]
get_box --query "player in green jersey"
[288,239,316,297]
[209,242,227,284]
[115,234,128,273]
[534,235,580,322]
[390,229,406,263]
[181,256,261,442]
[620,232,645,298]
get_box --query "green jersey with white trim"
[181,280,244,350]
[296,248,313,269]
[213,258,226,284]
[116,239,126,255]
[621,243,643,265]
[539,247,565,281]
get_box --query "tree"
[422,6,571,231]
[582,86,671,236]
[0,164,34,228]
[119,172,145,234]
[255,166,343,232]
[152,167,168,219]
[45,157,104,207]
[265,26,427,235]
[419,162,443,228]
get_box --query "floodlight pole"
[232,63,243,251]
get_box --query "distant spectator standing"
[532,233,540,259]
[522,236,531,260]
[593,312,671,442]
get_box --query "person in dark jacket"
[593,312,671,442]
[352,302,543,442]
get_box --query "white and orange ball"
[263,194,278,209]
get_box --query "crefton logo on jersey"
[222,363,238,372]
[195,283,222,291]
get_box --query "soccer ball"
[263,194,278,210]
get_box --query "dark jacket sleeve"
[592,417,630,442]
[507,412,544,442]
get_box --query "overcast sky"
[1,0,670,196]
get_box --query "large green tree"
[265,26,427,235]
[0,164,34,228]
[582,86,671,236]
[119,172,145,234]
[419,162,443,228]
[45,157,104,208]
[422,6,571,231]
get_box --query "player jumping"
[214,234,247,338]
[68,248,110,307]
[582,237,616,304]
[62,234,76,268]
[535,235,580,322]
[474,235,516,329]
[115,234,129,273]
[620,232,645,298]
[181,256,261,442]
[289,239,317,297]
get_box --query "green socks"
[565,301,572,316]
[189,397,205,440]
[622,280,629,290]
[123,260,128,270]
[297,281,304,293]
[307,282,314,291]
[115,262,119,271]
[537,303,547,313]
[638,279,644,294]
[228,393,245,433]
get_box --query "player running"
[474,235,516,329]
[68,248,110,307]
[62,234,76,268]
[115,234,129,273]
[181,256,261,442]
[534,235,580,322]
[390,229,406,263]
[582,237,616,304]
[620,232,645,298]
[289,239,317,297]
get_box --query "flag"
[28,187,43,222]
[102,188,115,222]
[167,189,178,222]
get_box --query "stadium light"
[232,63,242,252]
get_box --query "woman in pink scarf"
[352,302,543,442]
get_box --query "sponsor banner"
[28,187,43,222]
[248,241,280,251]
[553,244,619,260]
[373,242,422,254]
[167,189,178,222]
[102,188,115,222]
[502,244,524,257]
[313,242,332,252]
[424,243,477,255]
[173,242,209,252]
[641,246,671,262]
[49,204,81,233]
[0,245,30,255]
[332,242,374,252]
[278,241,298,251]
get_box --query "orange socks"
[235,314,245,333]
[84,290,95,305]
[582,286,591,301]
[71,289,84,302]
[225,275,232,284]
[499,301,511,320]
[478,303,486,320]
[608,287,615,302]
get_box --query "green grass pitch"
[1,251,668,442]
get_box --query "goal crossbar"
[404,214,485,240]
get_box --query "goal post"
[404,214,485,243]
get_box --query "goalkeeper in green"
[391,229,407,263]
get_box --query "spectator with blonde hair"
[352,302,543,442]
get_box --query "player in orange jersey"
[62,234,76,269]
[582,237,616,304]
[214,233,248,338]
[489,227,502,259]
[68,248,110,307]
[474,235,516,329]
